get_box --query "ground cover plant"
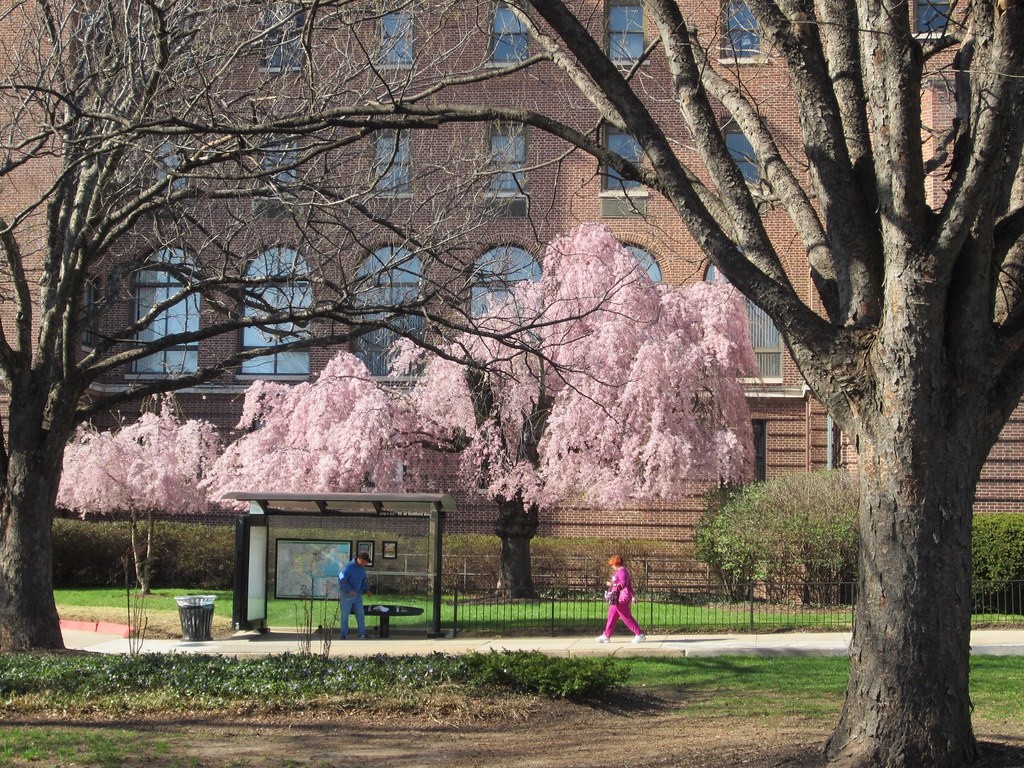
[0,651,624,711]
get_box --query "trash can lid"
[175,595,217,607]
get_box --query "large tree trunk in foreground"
[495,495,539,598]
[0,407,67,651]
[827,441,978,766]
[823,334,991,766]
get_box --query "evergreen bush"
[973,514,1024,596]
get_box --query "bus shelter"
[225,491,453,637]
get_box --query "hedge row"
[52,519,690,593]
[52,519,234,589]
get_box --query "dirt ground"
[19,692,1024,767]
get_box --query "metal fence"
[447,579,1024,637]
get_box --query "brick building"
[6,0,1017,542]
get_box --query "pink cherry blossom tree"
[205,225,756,597]
[203,353,407,500]
[58,398,221,593]
[398,224,757,595]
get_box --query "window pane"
[241,248,311,375]
[133,248,200,375]
[706,264,782,379]
[491,5,528,62]
[471,245,540,315]
[354,247,424,376]
[608,2,643,62]
[374,131,410,193]
[604,128,642,190]
[917,0,949,31]
[722,0,760,58]
[748,302,782,378]
[262,4,304,71]
[725,127,759,182]
[380,11,413,65]
[626,245,661,282]
[489,125,526,193]
[262,138,298,185]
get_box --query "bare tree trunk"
[826,433,980,766]
[0,416,66,651]
[495,495,538,598]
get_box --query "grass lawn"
[54,587,862,638]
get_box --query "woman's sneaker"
[632,634,647,643]
[595,634,610,643]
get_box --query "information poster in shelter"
[275,539,351,599]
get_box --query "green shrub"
[52,519,234,590]
[973,514,1024,594]
[694,471,859,601]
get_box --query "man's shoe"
[632,634,647,643]
[358,635,369,639]
[595,635,610,643]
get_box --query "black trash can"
[175,595,216,641]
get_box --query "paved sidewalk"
[60,625,1024,658]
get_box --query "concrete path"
[60,625,1024,658]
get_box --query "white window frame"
[487,123,527,196]
[625,245,662,283]
[470,245,541,317]
[705,264,783,380]
[721,0,761,60]
[261,3,304,73]
[602,126,644,192]
[724,123,760,183]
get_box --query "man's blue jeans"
[340,595,366,638]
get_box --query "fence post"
[551,597,555,637]
[748,581,755,633]
[452,588,459,637]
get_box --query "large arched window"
[133,248,200,374]
[353,246,423,376]
[241,247,311,375]
[625,245,662,283]
[470,245,541,316]
[705,264,783,379]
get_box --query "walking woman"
[596,555,646,643]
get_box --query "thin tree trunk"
[494,495,538,598]
[130,510,156,595]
